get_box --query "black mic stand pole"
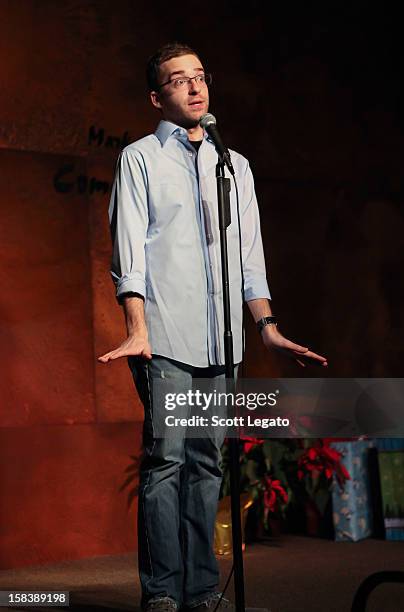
[216,157,269,612]
[216,157,246,612]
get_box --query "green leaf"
[313,488,330,516]
[246,459,259,483]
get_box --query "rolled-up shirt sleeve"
[240,161,271,302]
[108,149,149,303]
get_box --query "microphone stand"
[216,157,269,612]
[216,158,245,612]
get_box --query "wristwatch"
[257,316,277,334]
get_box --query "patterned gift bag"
[330,440,374,542]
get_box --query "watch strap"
[257,316,277,334]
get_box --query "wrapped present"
[378,450,404,541]
[330,440,374,542]
[374,438,404,451]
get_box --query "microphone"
[199,113,235,175]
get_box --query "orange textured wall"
[0,1,154,568]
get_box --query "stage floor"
[0,535,403,611]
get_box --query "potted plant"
[219,437,291,541]
[297,439,351,536]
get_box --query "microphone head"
[199,113,216,129]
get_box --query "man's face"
[150,54,209,128]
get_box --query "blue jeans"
[128,355,235,609]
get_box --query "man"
[98,43,327,612]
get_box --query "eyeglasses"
[158,73,212,90]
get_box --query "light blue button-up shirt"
[109,120,271,367]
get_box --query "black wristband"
[257,316,277,334]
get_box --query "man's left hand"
[261,324,328,368]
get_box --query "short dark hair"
[146,42,201,91]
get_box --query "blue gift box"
[330,440,374,542]
[374,438,404,451]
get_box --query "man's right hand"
[98,293,151,363]
[97,335,152,363]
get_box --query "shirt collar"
[155,119,212,147]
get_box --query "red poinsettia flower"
[263,475,288,513]
[240,435,264,454]
[297,439,351,487]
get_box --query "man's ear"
[150,90,162,110]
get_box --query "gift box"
[378,450,404,541]
[374,438,404,451]
[330,440,374,542]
